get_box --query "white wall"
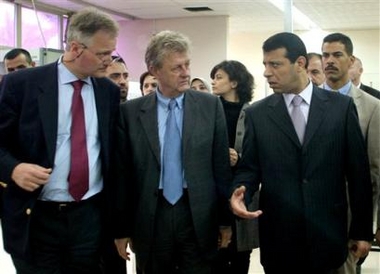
[117,16,228,84]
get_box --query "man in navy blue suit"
[0,7,121,274]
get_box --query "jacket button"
[26,208,32,215]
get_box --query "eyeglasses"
[80,43,115,63]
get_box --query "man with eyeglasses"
[0,7,121,274]
[3,48,36,74]
[106,56,129,103]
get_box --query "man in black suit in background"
[3,48,36,74]
[111,30,232,274]
[0,8,120,273]
[230,32,373,273]
[349,56,380,99]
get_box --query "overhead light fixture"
[184,7,213,12]
[268,0,320,30]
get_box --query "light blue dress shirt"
[323,81,352,96]
[156,90,187,189]
[39,59,102,201]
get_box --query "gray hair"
[65,7,119,50]
[145,30,191,69]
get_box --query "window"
[21,7,60,49]
[0,1,15,47]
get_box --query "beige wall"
[116,16,379,101]
[117,16,228,83]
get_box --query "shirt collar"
[58,56,91,86]
[283,81,313,107]
[323,81,352,95]
[156,88,185,110]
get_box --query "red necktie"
[68,80,89,201]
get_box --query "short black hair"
[111,55,126,64]
[322,32,353,56]
[139,71,152,92]
[263,32,308,67]
[4,48,33,63]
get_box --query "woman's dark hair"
[139,71,151,91]
[210,60,254,103]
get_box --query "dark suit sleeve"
[345,99,374,241]
[0,74,22,183]
[213,98,234,225]
[109,104,135,238]
[232,106,260,205]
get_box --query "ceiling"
[31,0,379,33]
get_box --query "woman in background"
[190,77,211,93]
[210,60,257,274]
[139,71,158,96]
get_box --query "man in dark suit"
[229,32,373,273]
[0,8,120,273]
[111,30,232,274]
[106,56,129,103]
[3,48,36,74]
[349,56,380,99]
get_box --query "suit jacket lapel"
[303,87,329,147]
[267,94,300,146]
[140,95,161,164]
[38,63,59,166]
[92,78,110,160]
[348,85,362,110]
[182,91,196,158]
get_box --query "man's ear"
[69,40,82,56]
[296,56,307,70]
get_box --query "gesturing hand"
[230,186,263,219]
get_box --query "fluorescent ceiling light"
[268,0,320,30]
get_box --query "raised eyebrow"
[267,61,280,66]
[263,61,278,65]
